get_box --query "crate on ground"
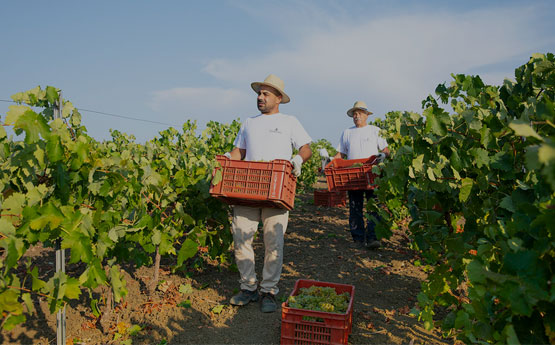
[281,279,355,345]
[209,155,297,210]
[313,189,346,207]
[324,156,378,192]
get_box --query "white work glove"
[321,157,332,171]
[318,148,330,171]
[375,152,386,163]
[223,152,232,159]
[290,155,303,177]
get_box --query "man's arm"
[373,147,390,163]
[229,147,246,160]
[298,143,312,163]
[290,143,312,177]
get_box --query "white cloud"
[216,8,537,85]
[199,4,553,145]
[205,6,545,96]
[143,3,552,145]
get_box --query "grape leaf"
[177,238,198,267]
[15,110,51,144]
[459,178,473,202]
[212,304,224,314]
[509,120,542,140]
[179,283,193,295]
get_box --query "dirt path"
[2,180,454,345]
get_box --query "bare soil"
[2,179,455,345]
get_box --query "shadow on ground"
[3,184,454,345]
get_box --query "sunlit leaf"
[212,304,225,314]
[459,178,473,202]
[509,120,543,141]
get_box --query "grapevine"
[0,87,237,330]
[373,53,554,344]
[295,139,337,193]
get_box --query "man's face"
[257,85,282,114]
[352,109,369,127]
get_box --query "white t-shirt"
[337,125,388,160]
[234,113,312,161]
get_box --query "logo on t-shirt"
[269,127,283,134]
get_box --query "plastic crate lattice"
[324,156,378,191]
[209,155,296,210]
[281,279,355,345]
[313,189,346,207]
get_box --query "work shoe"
[366,240,381,250]
[260,292,277,313]
[230,289,259,306]
[349,241,365,250]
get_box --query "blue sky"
[2,0,554,147]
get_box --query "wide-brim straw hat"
[347,101,373,117]
[251,74,290,104]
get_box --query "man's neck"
[262,110,280,115]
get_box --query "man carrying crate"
[223,74,312,313]
[333,101,389,250]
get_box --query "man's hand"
[290,155,303,177]
[223,152,232,159]
[321,157,332,171]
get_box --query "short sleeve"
[377,129,388,151]
[290,117,312,150]
[337,130,347,155]
[234,121,247,149]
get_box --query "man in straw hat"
[223,74,312,313]
[333,101,390,250]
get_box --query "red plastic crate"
[281,279,355,345]
[313,189,346,207]
[209,155,297,210]
[324,156,378,191]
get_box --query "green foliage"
[0,86,235,329]
[295,139,337,193]
[375,53,555,344]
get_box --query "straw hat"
[347,101,373,117]
[251,74,290,104]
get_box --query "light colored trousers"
[232,205,289,295]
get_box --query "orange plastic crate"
[313,189,346,207]
[209,155,297,210]
[281,279,355,345]
[324,156,378,191]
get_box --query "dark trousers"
[348,190,378,243]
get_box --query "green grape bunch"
[287,286,350,314]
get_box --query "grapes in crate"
[287,285,350,314]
